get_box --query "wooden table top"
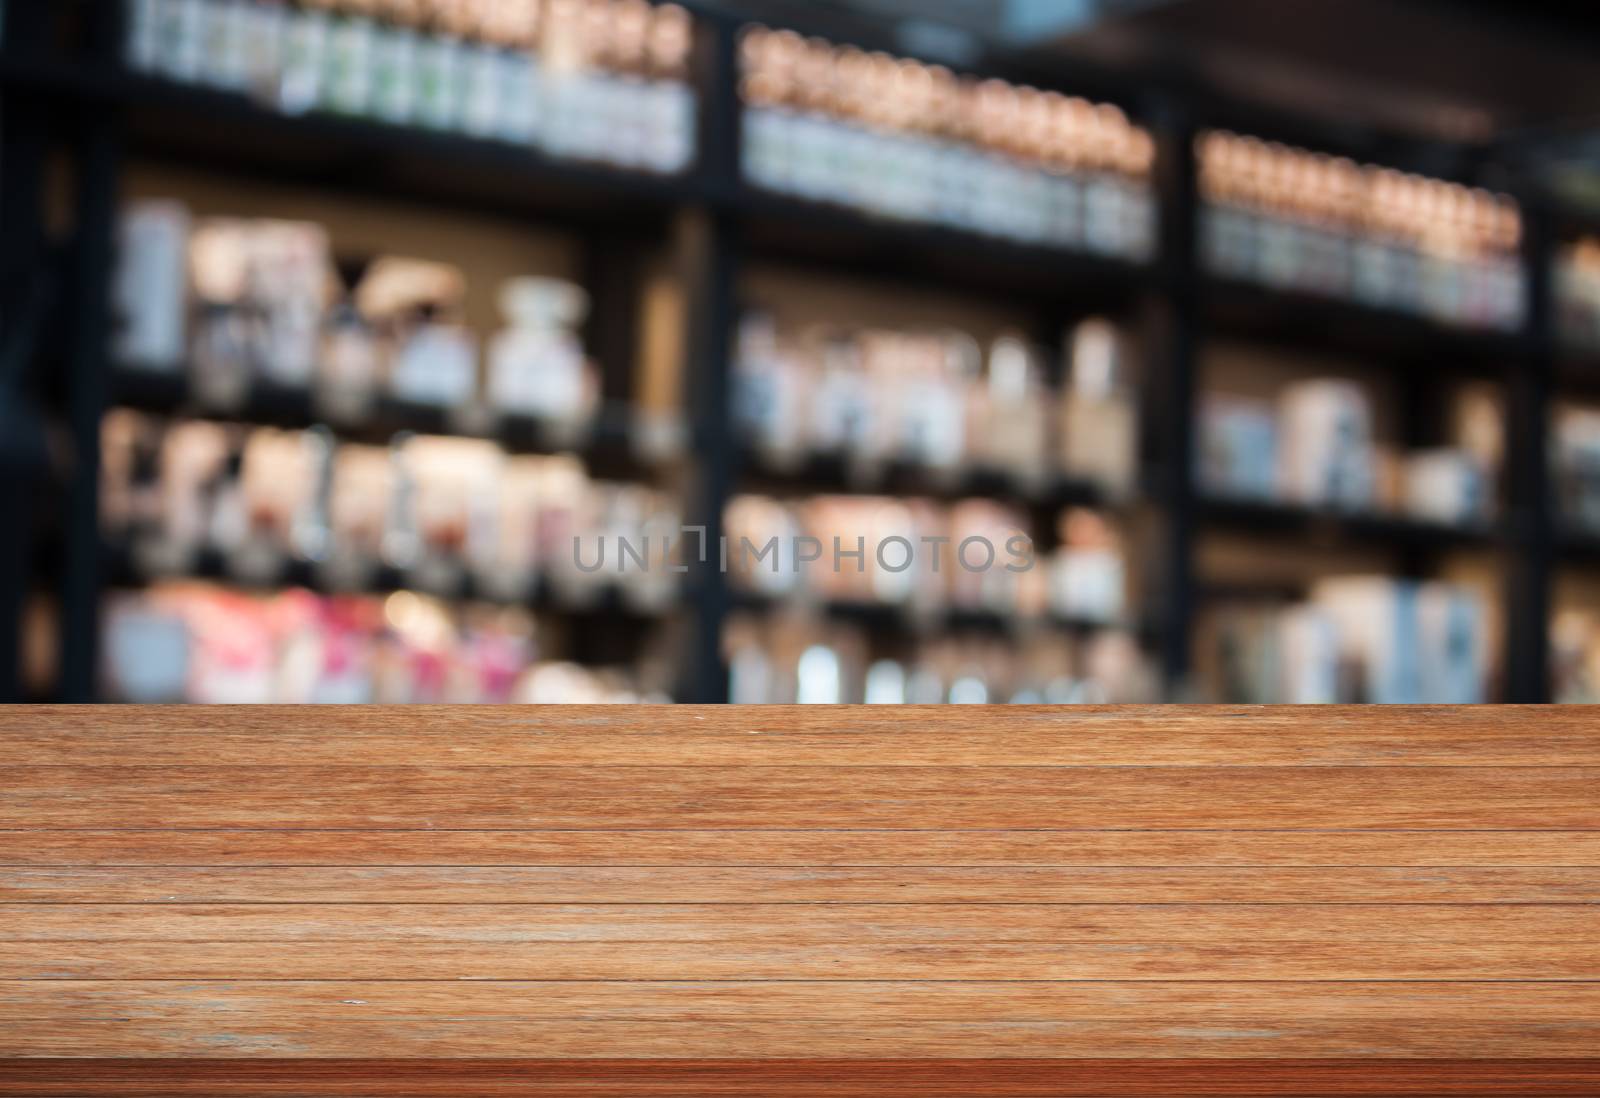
[2,704,1599,1096]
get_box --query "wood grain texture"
[10,828,1598,865]
[8,937,1600,980]
[6,704,1600,765]
[2,704,1598,1096]
[9,765,1600,828]
[2,1059,1599,1097]
[8,864,1600,902]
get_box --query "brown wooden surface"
[2,704,1599,1096]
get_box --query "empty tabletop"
[2,705,1600,1095]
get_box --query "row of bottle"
[1198,131,1524,329]
[102,412,682,611]
[102,581,671,703]
[739,26,1154,255]
[726,610,1156,705]
[1206,577,1489,704]
[725,495,1129,627]
[735,314,1139,498]
[125,0,697,173]
[1200,379,1500,525]
[114,201,602,432]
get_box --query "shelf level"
[108,369,671,482]
[104,542,672,624]
[730,589,1143,639]
[734,187,1150,305]
[736,448,1120,510]
[1200,494,1501,550]
[1205,277,1526,369]
[0,56,703,229]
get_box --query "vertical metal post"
[1145,97,1199,698]
[1504,193,1554,702]
[678,12,741,703]
[0,6,55,701]
[581,236,644,408]
[57,0,126,701]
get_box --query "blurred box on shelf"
[1557,237,1600,350]
[1206,576,1488,704]
[1278,378,1376,509]
[1200,393,1278,501]
[1552,607,1600,703]
[1555,405,1600,532]
[1202,372,1498,526]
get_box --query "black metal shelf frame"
[0,0,1580,701]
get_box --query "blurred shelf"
[731,589,1147,639]
[1199,578,1314,603]
[1559,527,1600,562]
[734,187,1150,305]
[1199,494,1501,549]
[109,368,672,481]
[104,542,673,623]
[3,54,1150,301]
[1204,277,1525,368]
[736,447,1121,509]
[1557,345,1600,394]
[2,58,1529,351]
[0,57,702,230]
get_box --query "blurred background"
[3,0,1600,704]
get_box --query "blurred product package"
[1557,237,1600,349]
[1200,394,1278,500]
[1554,405,1600,533]
[1208,577,1488,704]
[1201,375,1497,526]
[1552,608,1600,703]
[1278,379,1376,508]
[113,200,193,369]
[124,0,696,174]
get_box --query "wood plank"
[8,937,1600,980]
[7,865,1600,902]
[3,1058,1600,1098]
[5,980,1600,1058]
[6,902,1596,943]
[8,765,1599,829]
[6,704,1600,766]
[8,828,1599,866]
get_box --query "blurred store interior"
[5,0,1600,704]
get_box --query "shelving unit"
[0,0,1583,702]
